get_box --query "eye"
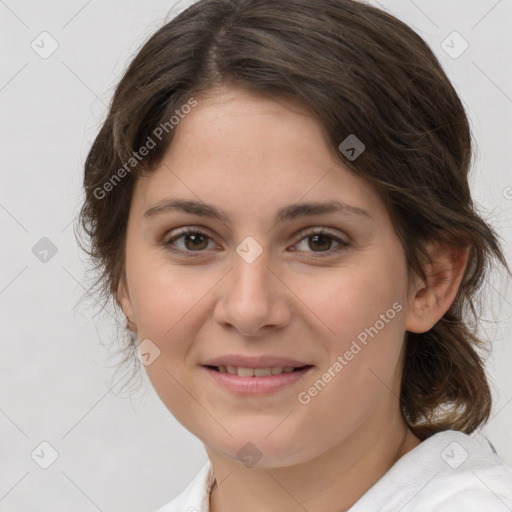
[164,228,217,253]
[291,228,349,256]
[163,227,349,257]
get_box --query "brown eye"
[164,229,215,253]
[308,233,334,251]
[182,232,209,250]
[293,229,349,256]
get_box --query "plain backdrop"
[1,0,511,510]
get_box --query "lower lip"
[202,366,314,395]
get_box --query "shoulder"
[419,430,512,511]
[424,431,512,511]
[349,430,512,512]
[153,460,214,512]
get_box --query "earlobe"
[117,277,137,332]
[405,242,469,334]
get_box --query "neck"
[207,407,422,512]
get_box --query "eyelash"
[163,227,349,258]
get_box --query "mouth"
[204,364,314,377]
[201,364,315,395]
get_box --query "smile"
[210,365,307,377]
[202,365,314,395]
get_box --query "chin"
[208,432,312,469]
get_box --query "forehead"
[132,86,388,223]
[171,86,329,167]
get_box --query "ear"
[405,241,469,333]
[117,275,137,332]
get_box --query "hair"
[77,0,509,440]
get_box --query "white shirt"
[154,430,512,512]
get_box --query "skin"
[118,85,469,512]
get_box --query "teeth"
[237,367,255,377]
[254,367,272,377]
[216,365,300,376]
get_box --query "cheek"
[308,253,408,400]
[293,253,408,346]
[126,250,210,341]
[292,250,409,406]
[127,259,214,431]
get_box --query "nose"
[213,249,292,337]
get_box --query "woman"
[77,0,512,510]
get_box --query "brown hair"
[77,0,509,440]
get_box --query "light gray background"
[1,0,511,510]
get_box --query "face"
[118,85,419,468]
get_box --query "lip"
[201,354,311,368]
[202,365,315,396]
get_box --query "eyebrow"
[143,198,371,224]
